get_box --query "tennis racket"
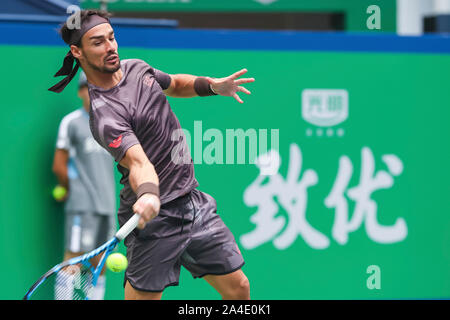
[23,213,141,300]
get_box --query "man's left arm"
[163,69,255,104]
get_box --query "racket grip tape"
[115,213,141,241]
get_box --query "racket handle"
[115,213,141,241]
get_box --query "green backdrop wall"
[1,28,449,300]
[81,0,396,32]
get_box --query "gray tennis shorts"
[118,189,245,292]
[64,211,116,253]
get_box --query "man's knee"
[226,275,250,300]
[238,276,250,298]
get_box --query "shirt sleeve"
[137,58,171,90]
[102,122,140,163]
[153,68,172,90]
[56,116,73,151]
[89,103,140,164]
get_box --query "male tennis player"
[52,71,116,299]
[50,10,254,300]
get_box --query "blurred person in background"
[52,71,117,300]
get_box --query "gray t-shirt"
[88,59,198,217]
[56,107,116,215]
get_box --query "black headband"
[48,14,110,93]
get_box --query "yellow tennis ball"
[52,185,67,200]
[106,253,128,273]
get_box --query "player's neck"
[85,69,123,90]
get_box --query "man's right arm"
[119,144,161,229]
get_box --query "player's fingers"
[237,86,251,95]
[231,68,248,79]
[137,217,147,229]
[233,93,244,104]
[235,78,255,85]
[133,207,146,229]
[133,202,147,227]
[132,203,141,215]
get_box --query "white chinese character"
[241,144,330,250]
[325,147,407,244]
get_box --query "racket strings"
[25,240,117,300]
[54,265,94,300]
[28,263,95,300]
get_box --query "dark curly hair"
[59,9,112,47]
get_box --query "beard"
[86,54,121,74]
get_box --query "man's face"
[73,23,120,74]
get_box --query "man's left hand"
[206,69,255,104]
